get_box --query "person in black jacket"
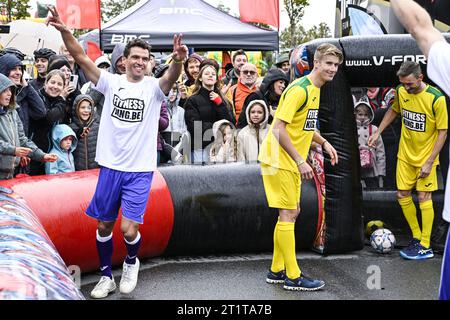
[69,94,99,171]
[29,70,69,175]
[236,68,289,129]
[184,65,233,164]
[29,48,56,92]
[0,53,47,137]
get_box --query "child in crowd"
[355,98,386,188]
[45,124,78,174]
[209,119,237,163]
[237,100,269,163]
[0,73,57,180]
[69,94,99,170]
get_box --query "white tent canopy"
[0,20,63,56]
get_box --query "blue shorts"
[86,167,154,224]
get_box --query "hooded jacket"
[354,99,386,178]
[209,119,237,163]
[45,124,77,174]
[0,53,46,137]
[237,100,270,163]
[109,43,126,74]
[0,74,45,180]
[69,94,99,171]
[236,68,289,129]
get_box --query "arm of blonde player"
[43,153,58,162]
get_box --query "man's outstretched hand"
[46,5,68,32]
[172,34,188,63]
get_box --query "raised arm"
[390,0,445,57]
[159,34,188,95]
[46,5,100,85]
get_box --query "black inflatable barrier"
[306,39,365,254]
[161,163,319,256]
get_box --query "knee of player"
[97,221,114,236]
[396,190,411,200]
[417,192,432,203]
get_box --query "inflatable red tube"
[0,169,174,272]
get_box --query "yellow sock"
[398,196,421,241]
[271,221,285,272]
[277,222,301,279]
[419,200,434,248]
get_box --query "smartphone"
[69,74,79,88]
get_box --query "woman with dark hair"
[29,69,70,175]
[236,68,289,129]
[184,65,233,164]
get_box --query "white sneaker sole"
[283,283,325,291]
[90,282,116,299]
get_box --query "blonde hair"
[314,43,343,64]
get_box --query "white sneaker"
[119,258,140,294]
[90,276,116,299]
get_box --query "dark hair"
[123,38,152,58]
[199,58,220,73]
[396,61,422,78]
[232,49,247,63]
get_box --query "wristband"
[295,158,305,167]
[172,57,183,64]
[321,140,328,148]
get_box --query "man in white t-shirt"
[391,0,450,300]
[47,6,188,299]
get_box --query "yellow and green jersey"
[258,75,320,172]
[392,84,448,167]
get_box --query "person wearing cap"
[276,53,290,74]
[0,73,57,180]
[30,48,57,92]
[0,53,46,138]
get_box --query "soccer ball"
[370,228,396,253]
[365,220,385,239]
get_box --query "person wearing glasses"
[226,63,258,125]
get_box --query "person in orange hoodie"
[226,63,258,125]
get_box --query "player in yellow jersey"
[369,61,448,260]
[258,43,341,291]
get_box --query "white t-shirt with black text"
[93,70,165,172]
[429,40,450,222]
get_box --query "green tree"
[101,0,140,23]
[282,0,309,49]
[280,22,331,50]
[1,0,31,22]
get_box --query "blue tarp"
[100,0,279,52]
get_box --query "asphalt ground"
[80,244,443,301]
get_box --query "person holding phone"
[47,54,81,121]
